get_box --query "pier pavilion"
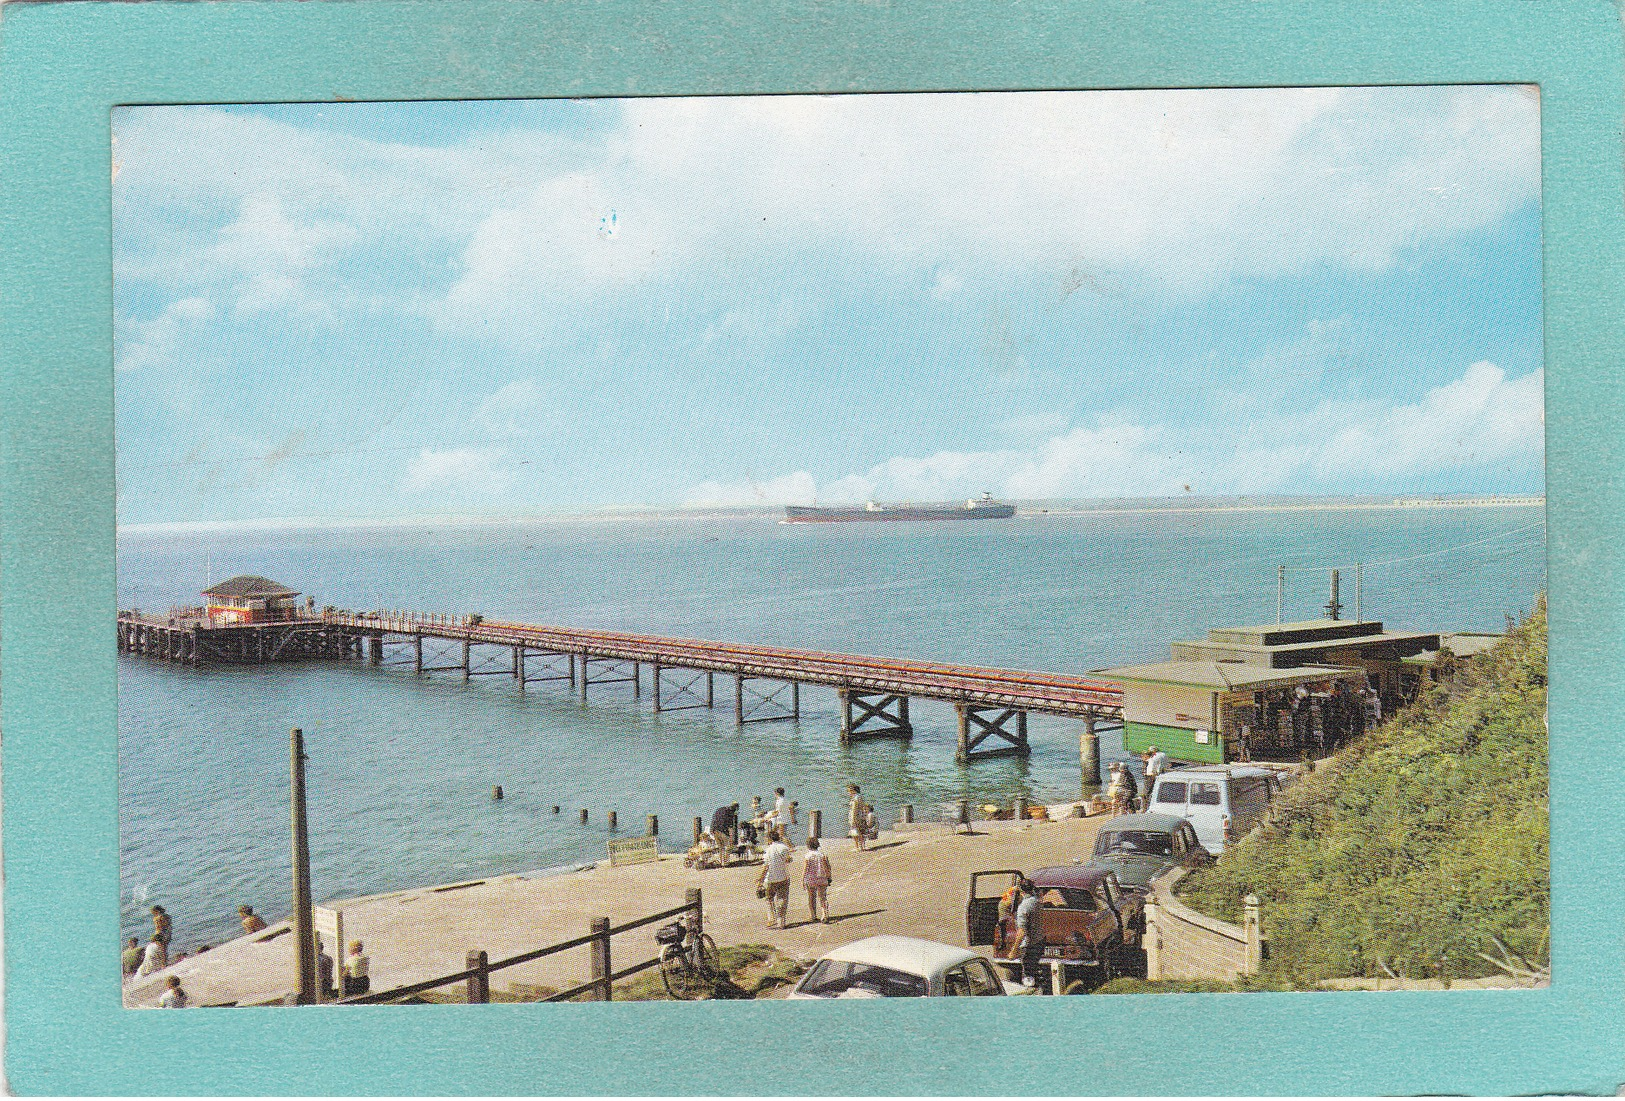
[1098,618,1444,764]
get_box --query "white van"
[1147,765,1288,853]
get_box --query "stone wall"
[1144,868,1262,982]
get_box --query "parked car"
[1147,764,1290,853]
[966,865,1145,992]
[1085,812,1213,892]
[786,935,1024,998]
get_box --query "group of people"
[122,900,371,1004]
[992,877,1047,988]
[754,828,834,928]
[1104,745,1171,814]
[1246,679,1384,756]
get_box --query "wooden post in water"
[646,814,658,837]
[290,728,317,1006]
[461,639,472,682]
[652,661,662,711]
[791,681,800,720]
[706,672,714,709]
[607,811,618,831]
[735,675,745,725]
[589,918,612,1001]
[632,661,640,700]
[513,645,523,688]
[954,703,970,764]
[809,809,822,839]
[413,636,423,675]
[692,816,704,845]
[901,804,914,824]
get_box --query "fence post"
[590,918,612,1001]
[1143,898,1163,981]
[1243,894,1263,976]
[686,887,703,940]
[901,804,914,824]
[693,816,704,845]
[647,814,659,837]
[465,949,490,1004]
[809,809,822,840]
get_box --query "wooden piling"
[646,814,658,837]
[580,809,589,824]
[607,811,617,831]
[1081,716,1101,791]
[901,804,914,824]
[652,661,662,711]
[692,816,704,844]
[809,809,822,839]
[735,675,745,725]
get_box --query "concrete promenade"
[124,809,1107,1007]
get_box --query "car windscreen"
[796,959,930,998]
[1154,781,1187,805]
[1094,829,1174,856]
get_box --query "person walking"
[1010,878,1045,989]
[802,835,833,923]
[158,975,189,1008]
[1141,745,1169,810]
[847,784,870,852]
[756,828,793,929]
[238,905,268,935]
[122,937,143,978]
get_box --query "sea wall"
[1144,868,1262,982]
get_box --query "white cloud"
[475,379,559,438]
[687,361,1543,505]
[117,296,215,372]
[682,471,819,508]
[402,448,514,495]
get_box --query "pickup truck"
[966,865,1146,993]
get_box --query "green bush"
[1177,596,1548,984]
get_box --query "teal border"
[2,0,1621,1094]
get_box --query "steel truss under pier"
[840,689,911,743]
[955,703,1028,763]
[116,616,353,666]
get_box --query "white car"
[787,935,1026,998]
[1147,764,1292,853]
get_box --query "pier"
[117,606,1124,764]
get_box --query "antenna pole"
[1276,566,1285,623]
[1355,563,1363,622]
[1325,569,1342,621]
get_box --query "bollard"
[809,809,822,840]
[693,816,704,845]
[1016,795,1029,820]
[901,804,914,824]
[956,799,970,832]
[607,811,618,831]
[647,814,659,837]
[580,809,589,824]
[491,785,503,801]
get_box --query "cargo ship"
[783,493,1016,523]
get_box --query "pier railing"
[342,889,705,1005]
[321,609,1123,717]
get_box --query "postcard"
[3,1,1621,1095]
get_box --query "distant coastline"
[117,493,1546,537]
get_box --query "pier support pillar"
[955,703,1030,765]
[652,661,662,711]
[413,636,423,675]
[840,690,913,744]
[461,639,472,682]
[1081,716,1101,792]
[513,646,524,688]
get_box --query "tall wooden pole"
[291,727,317,1005]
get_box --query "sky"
[112,87,1545,527]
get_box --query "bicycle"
[654,921,721,1000]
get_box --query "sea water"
[118,505,1545,950]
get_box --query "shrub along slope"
[1177,596,1548,984]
